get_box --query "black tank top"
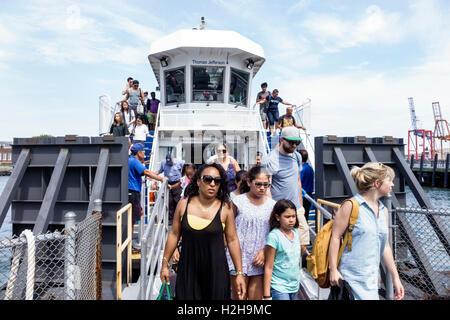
[175,197,231,300]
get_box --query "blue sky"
[1,0,450,146]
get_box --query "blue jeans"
[271,288,297,300]
[266,109,279,126]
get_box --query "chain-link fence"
[0,212,102,300]
[393,207,450,300]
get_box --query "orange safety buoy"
[149,181,156,203]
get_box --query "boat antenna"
[200,17,206,30]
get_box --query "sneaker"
[132,247,141,254]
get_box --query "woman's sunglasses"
[217,149,227,153]
[201,175,223,185]
[253,182,271,188]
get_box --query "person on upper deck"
[329,162,404,300]
[262,89,295,136]
[160,163,246,300]
[109,112,130,138]
[131,116,152,144]
[277,107,306,131]
[122,77,133,95]
[147,92,160,131]
[122,79,145,116]
[207,143,241,193]
[120,101,136,134]
[256,82,270,130]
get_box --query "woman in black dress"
[160,163,246,300]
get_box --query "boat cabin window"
[229,68,249,106]
[164,67,185,104]
[192,66,224,102]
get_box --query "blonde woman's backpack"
[306,198,359,288]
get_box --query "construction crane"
[409,97,421,136]
[407,97,433,161]
[432,101,450,159]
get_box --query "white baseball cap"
[281,126,303,141]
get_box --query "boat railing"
[293,100,315,164]
[115,203,133,300]
[253,103,271,155]
[139,179,169,300]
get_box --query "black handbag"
[328,279,355,300]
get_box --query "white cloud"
[303,5,404,51]
[0,24,15,43]
[288,0,311,13]
[0,0,164,66]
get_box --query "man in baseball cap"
[261,126,310,254]
[128,143,164,252]
[280,126,303,142]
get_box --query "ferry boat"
[102,19,316,300]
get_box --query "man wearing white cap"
[261,126,310,253]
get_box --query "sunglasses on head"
[201,175,223,185]
[253,181,270,188]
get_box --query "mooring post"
[64,211,77,300]
[444,153,449,188]
[384,195,394,300]
[432,153,438,187]
[93,199,102,213]
[92,199,103,300]
[419,153,424,184]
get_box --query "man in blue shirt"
[261,126,310,254]
[258,89,295,136]
[299,149,314,221]
[159,154,184,224]
[129,143,164,224]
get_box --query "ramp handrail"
[116,203,133,300]
[139,179,169,300]
[253,103,270,155]
[293,100,315,162]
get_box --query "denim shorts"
[266,109,279,126]
[271,287,298,300]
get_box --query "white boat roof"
[148,29,266,85]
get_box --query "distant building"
[0,142,12,166]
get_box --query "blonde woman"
[328,162,405,300]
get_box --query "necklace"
[200,200,217,212]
